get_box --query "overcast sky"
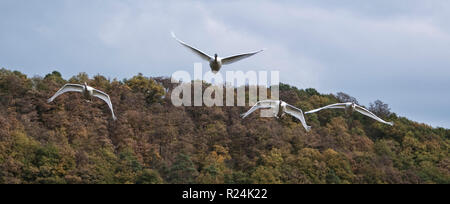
[1,0,449,128]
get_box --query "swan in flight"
[305,102,393,126]
[48,82,117,120]
[171,32,264,73]
[241,100,311,131]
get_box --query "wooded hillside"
[0,68,448,184]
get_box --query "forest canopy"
[0,68,448,184]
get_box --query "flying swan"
[241,100,311,131]
[305,102,393,126]
[47,82,117,120]
[171,32,264,73]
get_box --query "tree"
[0,68,449,184]
[250,149,284,184]
[369,100,391,117]
[335,92,359,104]
[124,73,165,104]
[44,71,65,84]
[305,88,320,96]
[136,169,164,184]
[196,145,231,184]
[114,149,143,184]
[167,153,198,184]
[69,72,89,84]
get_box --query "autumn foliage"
[0,68,448,184]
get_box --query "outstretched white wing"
[48,84,84,103]
[284,103,311,132]
[92,89,117,120]
[354,105,394,126]
[305,103,348,114]
[171,32,213,61]
[241,100,278,118]
[221,49,265,65]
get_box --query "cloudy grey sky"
[1,0,449,128]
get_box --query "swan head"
[351,102,356,109]
[344,103,353,114]
[214,54,218,61]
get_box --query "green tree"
[125,73,165,104]
[136,169,164,184]
[167,153,198,184]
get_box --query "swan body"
[171,32,264,73]
[241,100,311,132]
[47,82,117,120]
[305,102,393,126]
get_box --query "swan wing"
[47,84,84,103]
[305,103,348,114]
[354,105,394,126]
[171,32,213,61]
[92,89,117,120]
[221,49,265,65]
[240,100,276,118]
[284,103,311,132]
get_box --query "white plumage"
[241,100,311,132]
[305,102,393,126]
[47,82,117,120]
[171,32,264,73]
